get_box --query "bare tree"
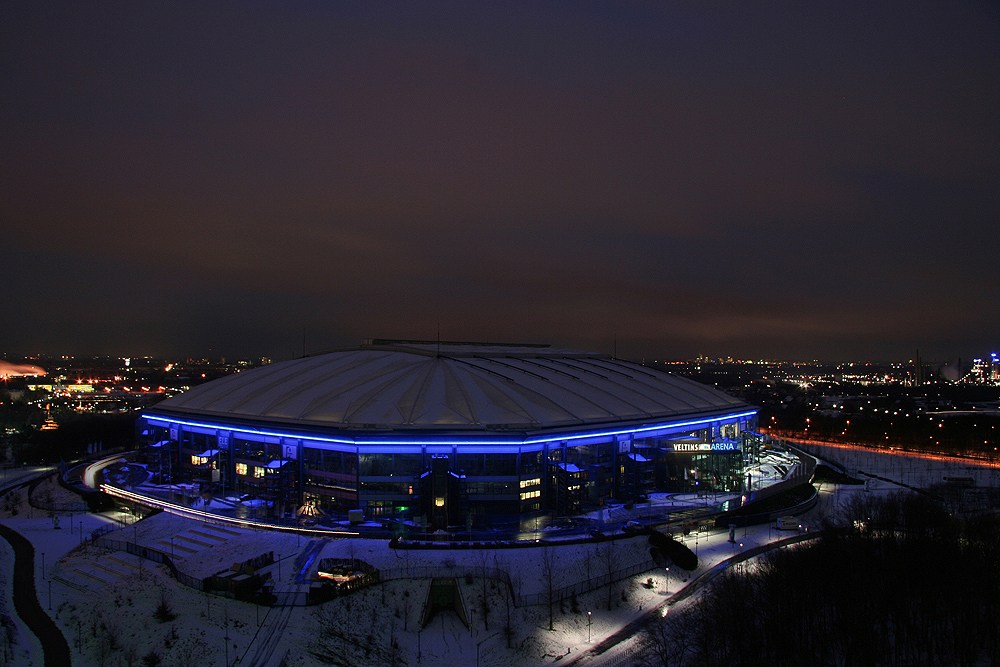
[494,554,514,648]
[0,613,17,664]
[401,588,411,632]
[478,549,491,631]
[597,542,615,610]
[541,547,556,631]
[641,606,697,667]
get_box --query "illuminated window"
[519,478,541,489]
[434,497,445,507]
[519,489,541,501]
[254,466,266,478]
[236,463,248,476]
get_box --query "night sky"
[3,2,998,362]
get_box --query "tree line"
[642,493,1000,666]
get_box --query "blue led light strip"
[142,409,757,448]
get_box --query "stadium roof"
[150,341,749,435]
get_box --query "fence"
[380,553,658,609]
[515,556,656,607]
[92,533,322,605]
[28,498,89,513]
[17,468,91,513]
[94,535,206,591]
[91,532,670,611]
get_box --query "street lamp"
[587,610,592,643]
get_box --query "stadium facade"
[138,341,758,529]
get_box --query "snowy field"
[0,531,42,666]
[1,446,997,667]
[791,440,1000,494]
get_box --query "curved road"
[0,519,72,666]
[565,530,826,666]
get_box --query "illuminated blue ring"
[142,409,757,449]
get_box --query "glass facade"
[137,409,757,527]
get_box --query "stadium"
[137,340,759,531]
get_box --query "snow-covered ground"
[1,445,997,666]
[0,531,42,666]
[794,440,1000,488]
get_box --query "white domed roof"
[153,341,747,435]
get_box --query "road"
[0,471,72,667]
[564,530,826,667]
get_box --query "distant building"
[967,353,1000,385]
[137,341,757,529]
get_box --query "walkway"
[0,474,71,667]
[564,530,826,666]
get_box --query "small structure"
[313,557,379,602]
[420,578,470,629]
[207,551,274,600]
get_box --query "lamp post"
[587,611,592,643]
